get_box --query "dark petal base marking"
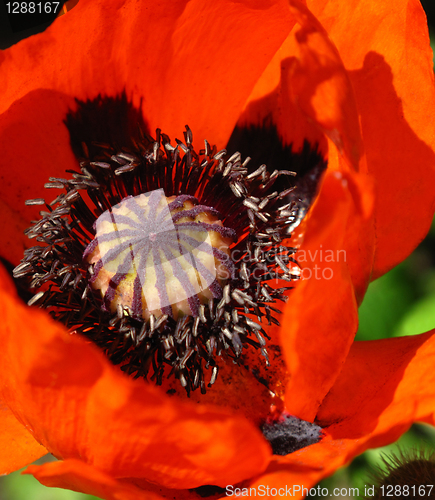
[14,94,326,393]
[64,92,149,159]
[261,413,323,456]
[1,257,34,303]
[227,123,327,233]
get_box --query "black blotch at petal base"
[64,91,149,159]
[226,123,324,178]
[226,123,327,233]
[1,257,33,304]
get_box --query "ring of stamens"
[14,125,303,393]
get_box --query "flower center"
[13,94,326,396]
[84,190,235,320]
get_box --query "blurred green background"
[1,1,435,499]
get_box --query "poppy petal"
[0,400,47,475]
[246,434,360,498]
[25,459,165,500]
[308,0,435,277]
[281,170,360,422]
[0,265,270,489]
[233,0,363,168]
[0,0,298,147]
[286,0,363,171]
[326,144,375,303]
[317,330,435,449]
[0,90,78,265]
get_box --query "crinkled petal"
[236,0,435,286]
[286,0,363,170]
[0,265,270,489]
[309,0,435,277]
[236,0,363,167]
[25,459,165,500]
[0,0,299,152]
[317,330,435,448]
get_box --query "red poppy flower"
[1,0,435,498]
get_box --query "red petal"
[236,0,363,168]
[0,398,47,474]
[0,265,270,489]
[287,0,363,170]
[281,170,361,421]
[247,434,361,498]
[317,330,435,449]
[0,0,297,148]
[0,90,77,264]
[309,0,435,277]
[25,459,165,500]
